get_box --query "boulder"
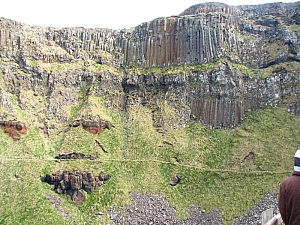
[0,120,27,141]
[169,176,181,186]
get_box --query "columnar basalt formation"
[122,62,292,129]
[41,170,110,203]
[0,2,299,131]
[120,15,233,67]
[1,2,300,69]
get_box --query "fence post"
[262,208,274,225]
[264,213,283,225]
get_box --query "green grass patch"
[0,103,299,224]
[27,59,120,75]
[125,60,223,75]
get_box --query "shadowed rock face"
[122,62,299,130]
[0,121,27,141]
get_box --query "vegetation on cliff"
[0,103,300,224]
[0,1,300,225]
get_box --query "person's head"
[294,149,300,172]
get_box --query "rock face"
[122,62,299,129]
[1,2,300,68]
[121,10,237,67]
[0,2,300,131]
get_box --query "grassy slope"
[0,96,299,224]
[0,57,299,224]
[1,15,299,224]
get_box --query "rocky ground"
[107,191,279,225]
[232,192,279,225]
[46,193,72,219]
[46,189,279,224]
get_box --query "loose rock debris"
[41,170,110,203]
[108,192,223,225]
[241,151,255,163]
[46,193,72,218]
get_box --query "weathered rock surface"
[41,170,110,203]
[70,119,115,135]
[0,2,299,131]
[0,2,297,224]
[1,2,300,68]
[169,175,181,186]
[0,120,27,140]
[55,152,96,160]
[81,120,114,135]
[122,62,299,129]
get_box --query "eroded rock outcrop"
[82,120,112,135]
[55,152,96,160]
[0,120,27,140]
[41,170,110,203]
[70,119,115,135]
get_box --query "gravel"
[107,191,279,225]
[232,192,279,225]
[46,193,72,219]
[108,191,222,225]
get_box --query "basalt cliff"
[1,2,300,224]
[0,2,300,132]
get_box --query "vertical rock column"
[120,13,239,67]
